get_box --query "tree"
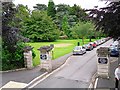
[61,15,70,38]
[8,4,30,30]
[33,4,47,11]
[23,10,59,42]
[2,2,19,52]
[2,2,26,70]
[47,0,56,19]
[55,4,70,29]
[70,22,94,44]
[70,4,89,22]
[87,1,120,38]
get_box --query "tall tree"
[47,0,56,19]
[23,10,59,42]
[2,2,18,52]
[87,1,120,38]
[71,22,94,44]
[11,4,30,28]
[62,15,70,37]
[33,4,47,11]
[70,4,89,22]
[2,2,26,70]
[55,4,70,29]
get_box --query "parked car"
[73,46,86,55]
[94,41,99,46]
[110,40,119,48]
[96,40,102,45]
[83,43,93,51]
[90,42,97,48]
[109,46,119,57]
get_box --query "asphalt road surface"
[33,40,113,88]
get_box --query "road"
[32,40,113,88]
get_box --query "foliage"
[23,10,59,42]
[55,4,70,30]
[1,2,35,70]
[69,4,89,22]
[87,1,120,38]
[62,15,71,37]
[54,4,89,37]
[70,22,95,44]
[2,42,25,71]
[47,0,56,19]
[33,4,47,11]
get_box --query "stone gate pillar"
[23,46,33,69]
[96,47,110,78]
[38,44,54,72]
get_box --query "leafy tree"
[70,22,94,44]
[70,4,89,22]
[15,4,31,38]
[55,4,69,29]
[87,1,120,38]
[33,4,47,11]
[2,2,26,70]
[47,0,56,19]
[2,2,18,52]
[23,10,59,42]
[62,15,70,38]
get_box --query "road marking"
[94,78,98,88]
[28,57,71,88]
[27,72,48,86]
[0,81,28,89]
[88,72,97,88]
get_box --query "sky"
[13,0,108,10]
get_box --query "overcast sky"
[13,0,108,10]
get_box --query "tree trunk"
[82,37,84,45]
[89,36,92,42]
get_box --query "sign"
[98,57,108,64]
[40,54,48,60]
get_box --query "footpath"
[0,53,72,88]
[95,57,120,89]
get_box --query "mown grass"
[27,39,97,66]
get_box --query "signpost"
[96,47,110,78]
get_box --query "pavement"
[96,57,120,89]
[0,52,72,88]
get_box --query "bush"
[2,42,36,71]
[2,42,25,71]
[23,11,60,42]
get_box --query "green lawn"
[27,39,97,66]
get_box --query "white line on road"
[27,72,48,85]
[28,57,71,88]
[88,72,97,88]
[94,78,98,88]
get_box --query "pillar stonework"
[23,46,33,69]
[38,44,54,72]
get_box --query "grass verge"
[27,39,97,66]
